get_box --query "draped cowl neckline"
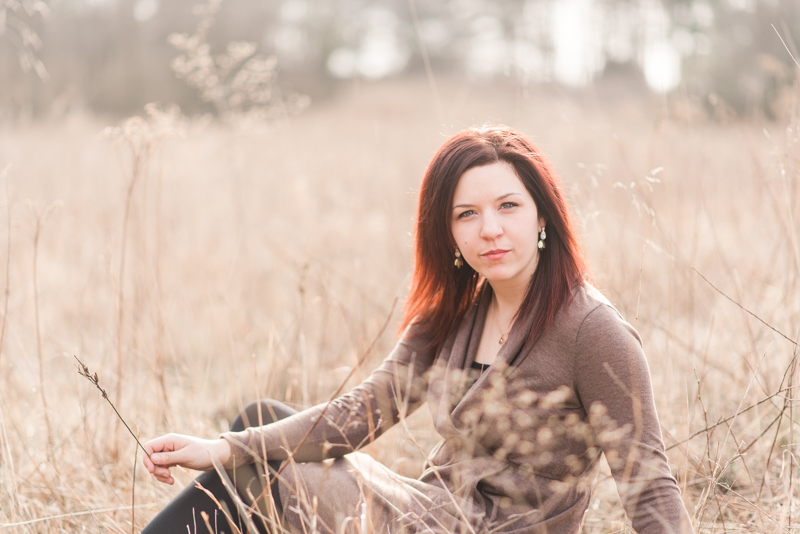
[427,284,538,438]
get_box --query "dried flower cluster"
[1,0,49,80]
[168,0,309,123]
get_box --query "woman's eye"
[457,210,474,219]
[500,202,518,209]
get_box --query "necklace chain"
[492,299,512,345]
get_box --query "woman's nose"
[479,213,503,239]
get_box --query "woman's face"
[450,161,545,291]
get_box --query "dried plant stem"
[0,165,10,366]
[193,475,245,534]
[116,152,145,416]
[252,340,281,534]
[788,341,798,528]
[225,298,400,534]
[635,242,645,329]
[102,107,182,460]
[200,511,214,534]
[0,504,160,529]
[666,386,798,451]
[0,407,20,522]
[407,0,444,125]
[74,356,152,460]
[153,156,171,420]
[692,266,798,347]
[0,392,68,516]
[210,456,262,534]
[772,24,800,70]
[31,207,53,460]
[391,373,477,534]
[132,430,139,534]
[274,297,397,478]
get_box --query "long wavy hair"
[400,126,589,351]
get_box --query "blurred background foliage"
[0,0,799,120]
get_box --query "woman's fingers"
[151,464,173,478]
[147,433,189,454]
[141,434,229,475]
[141,434,187,485]
[142,433,187,479]
[150,449,182,467]
[153,467,175,484]
[142,454,154,473]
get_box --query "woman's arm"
[574,305,694,534]
[220,323,435,468]
[143,324,433,481]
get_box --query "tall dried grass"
[0,77,798,532]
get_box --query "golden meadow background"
[1,0,800,532]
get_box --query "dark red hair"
[401,126,589,350]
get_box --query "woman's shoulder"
[555,283,610,326]
[390,318,439,362]
[556,283,642,347]
[563,284,644,360]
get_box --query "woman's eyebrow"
[496,192,523,201]
[452,192,523,210]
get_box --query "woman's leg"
[142,399,298,534]
[230,400,296,519]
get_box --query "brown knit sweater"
[222,284,694,533]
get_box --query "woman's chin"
[483,270,520,286]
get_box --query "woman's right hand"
[142,434,232,485]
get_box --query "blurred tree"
[0,0,797,119]
[0,0,49,117]
[0,0,49,79]
[167,0,308,121]
[662,0,800,118]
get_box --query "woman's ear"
[539,217,547,230]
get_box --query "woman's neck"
[489,281,527,330]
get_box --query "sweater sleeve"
[220,323,435,468]
[574,305,694,534]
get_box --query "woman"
[143,126,694,533]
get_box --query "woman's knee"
[231,399,298,432]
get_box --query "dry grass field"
[0,76,798,532]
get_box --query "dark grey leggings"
[141,399,298,534]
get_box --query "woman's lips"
[482,249,509,260]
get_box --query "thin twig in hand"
[73,356,152,460]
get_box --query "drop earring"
[538,226,546,250]
[454,249,463,268]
